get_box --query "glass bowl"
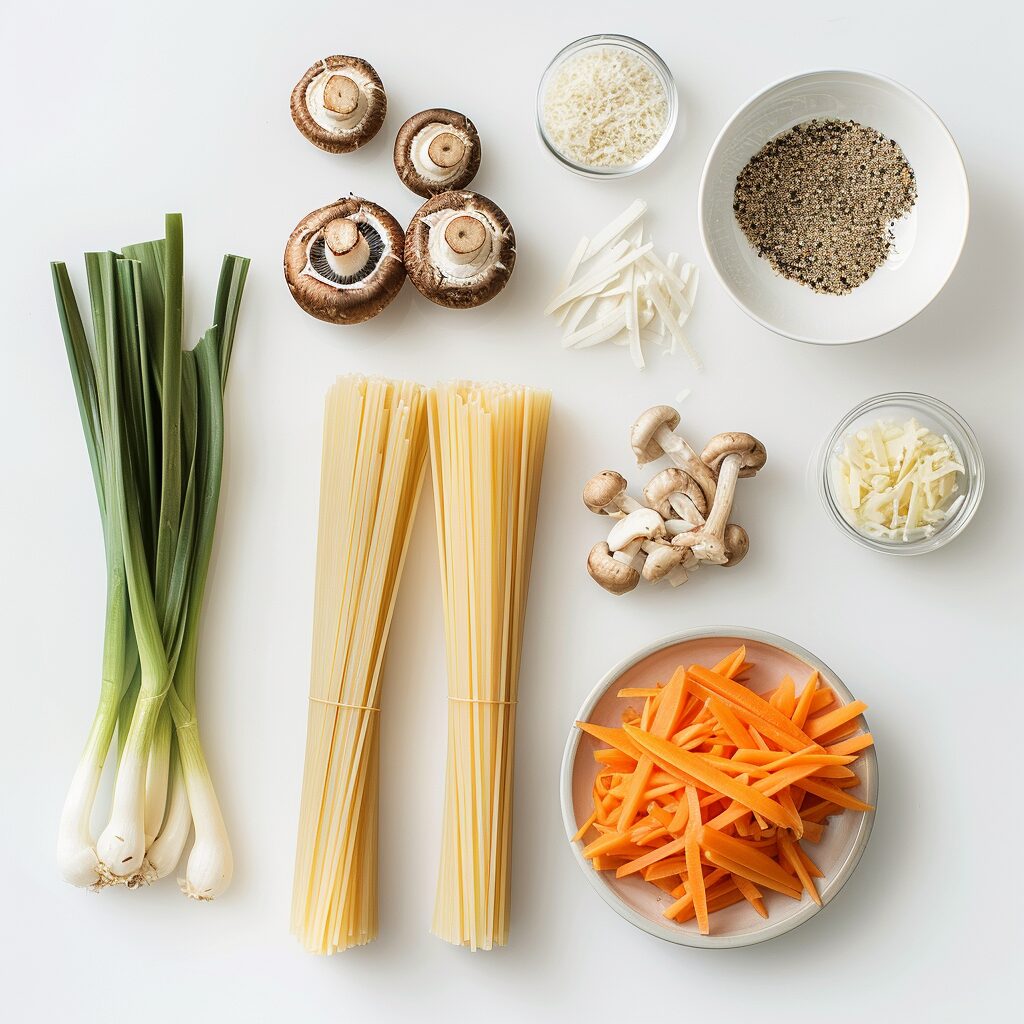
[536,34,677,179]
[818,392,984,555]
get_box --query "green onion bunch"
[52,214,248,899]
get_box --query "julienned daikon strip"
[583,199,647,260]
[53,215,248,897]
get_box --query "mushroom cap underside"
[291,55,387,153]
[394,108,482,197]
[404,190,515,309]
[284,197,405,325]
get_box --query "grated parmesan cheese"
[830,417,966,542]
[542,46,668,168]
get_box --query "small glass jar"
[818,392,984,555]
[536,34,677,179]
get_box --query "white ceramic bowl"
[560,627,877,948]
[698,69,969,344]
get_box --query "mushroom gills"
[307,221,385,286]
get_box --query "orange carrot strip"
[616,834,688,878]
[684,786,709,934]
[790,671,820,729]
[804,700,868,741]
[780,834,822,906]
[703,850,801,900]
[572,811,598,842]
[793,777,874,812]
[689,665,819,745]
[712,647,746,677]
[771,675,796,716]
[828,733,874,756]
[733,875,768,918]
[663,867,729,921]
[700,826,802,892]
[707,696,758,749]
[617,687,663,698]
[624,725,802,831]
[797,842,824,878]
[576,722,645,761]
[644,857,688,881]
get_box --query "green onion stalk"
[52,216,248,898]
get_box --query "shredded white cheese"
[831,417,966,542]
[542,47,668,168]
[546,201,700,377]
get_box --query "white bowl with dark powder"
[699,69,968,345]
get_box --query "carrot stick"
[576,721,646,761]
[624,725,802,831]
[699,826,802,892]
[616,834,688,878]
[790,671,820,729]
[572,811,597,842]
[793,777,874,812]
[733,875,768,918]
[703,850,802,899]
[779,834,822,906]
[804,700,868,741]
[828,733,874,756]
[684,786,709,934]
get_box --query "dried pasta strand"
[429,381,551,950]
[291,376,428,955]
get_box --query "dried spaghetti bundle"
[429,381,551,949]
[292,376,428,954]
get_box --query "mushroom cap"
[643,467,709,518]
[404,191,515,309]
[631,406,681,465]
[587,542,640,596]
[284,197,406,325]
[702,432,767,478]
[583,470,628,514]
[642,542,685,583]
[722,524,749,567]
[290,55,387,154]
[394,108,482,197]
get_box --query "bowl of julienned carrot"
[561,628,877,948]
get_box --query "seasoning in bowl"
[539,36,675,175]
[830,417,964,542]
[734,119,917,294]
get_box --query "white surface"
[0,1,1020,1021]
[700,69,970,343]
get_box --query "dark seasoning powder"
[733,119,917,295]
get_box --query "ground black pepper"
[733,119,917,295]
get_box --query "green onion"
[53,215,248,898]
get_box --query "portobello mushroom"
[284,197,405,324]
[394,108,481,197]
[290,56,387,153]
[404,191,515,309]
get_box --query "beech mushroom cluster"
[585,406,766,595]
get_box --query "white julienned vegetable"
[547,201,700,375]
[52,215,248,898]
[831,417,965,541]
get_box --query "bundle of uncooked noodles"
[291,375,429,954]
[428,380,551,949]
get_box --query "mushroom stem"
[324,218,370,278]
[443,215,488,265]
[322,74,368,127]
[653,422,718,500]
[694,453,741,564]
[427,132,466,170]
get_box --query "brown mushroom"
[722,524,749,567]
[640,540,685,583]
[284,197,405,324]
[587,541,640,595]
[405,191,515,308]
[692,432,767,564]
[290,55,387,154]
[583,471,643,517]
[394,108,481,197]
[642,467,708,525]
[630,406,719,500]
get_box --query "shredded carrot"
[572,648,872,935]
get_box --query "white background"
[2,1,1020,1020]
